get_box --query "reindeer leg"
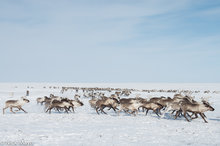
[154,109,160,117]
[134,110,138,116]
[174,110,179,119]
[123,109,129,114]
[178,110,183,117]
[145,109,149,115]
[138,107,141,112]
[190,112,195,118]
[161,106,170,118]
[191,113,198,119]
[117,109,122,116]
[96,107,100,114]
[171,110,175,115]
[3,106,8,114]
[10,107,16,114]
[46,106,52,114]
[135,109,138,116]
[45,106,51,113]
[67,107,72,113]
[200,113,208,123]
[183,111,190,122]
[189,113,193,118]
[109,105,114,111]
[100,106,107,114]
[49,107,52,114]
[67,107,71,113]
[64,107,69,113]
[186,112,191,119]
[71,106,75,113]
[156,108,159,114]
[112,107,117,113]
[178,111,183,117]
[19,107,27,113]
[131,110,136,116]
[158,108,162,115]
[13,107,21,112]
[202,113,207,118]
[99,105,104,114]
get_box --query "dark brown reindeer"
[3,97,30,114]
[149,96,166,104]
[95,97,120,114]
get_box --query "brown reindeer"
[36,96,50,105]
[149,96,166,103]
[36,97,45,105]
[3,97,30,114]
[95,98,120,114]
[178,100,214,123]
[69,99,84,112]
[46,99,74,114]
[117,99,142,116]
[161,94,198,118]
[89,98,98,109]
[139,101,163,117]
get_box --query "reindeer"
[160,94,197,118]
[69,99,84,112]
[117,99,142,116]
[44,97,52,111]
[89,98,98,109]
[119,98,136,104]
[139,101,163,117]
[148,96,166,105]
[36,97,45,105]
[95,98,120,114]
[178,100,214,123]
[3,97,30,114]
[36,96,50,105]
[46,99,74,114]
[74,94,80,100]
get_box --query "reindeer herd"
[89,93,214,123]
[2,87,215,123]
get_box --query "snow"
[0,83,220,146]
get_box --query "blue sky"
[0,0,220,83]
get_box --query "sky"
[0,0,220,83]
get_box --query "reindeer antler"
[201,96,211,102]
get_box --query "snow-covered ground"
[0,83,220,146]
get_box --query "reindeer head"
[111,97,120,104]
[74,94,80,100]
[202,100,215,111]
[21,97,30,103]
[72,99,84,107]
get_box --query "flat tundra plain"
[0,83,220,146]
